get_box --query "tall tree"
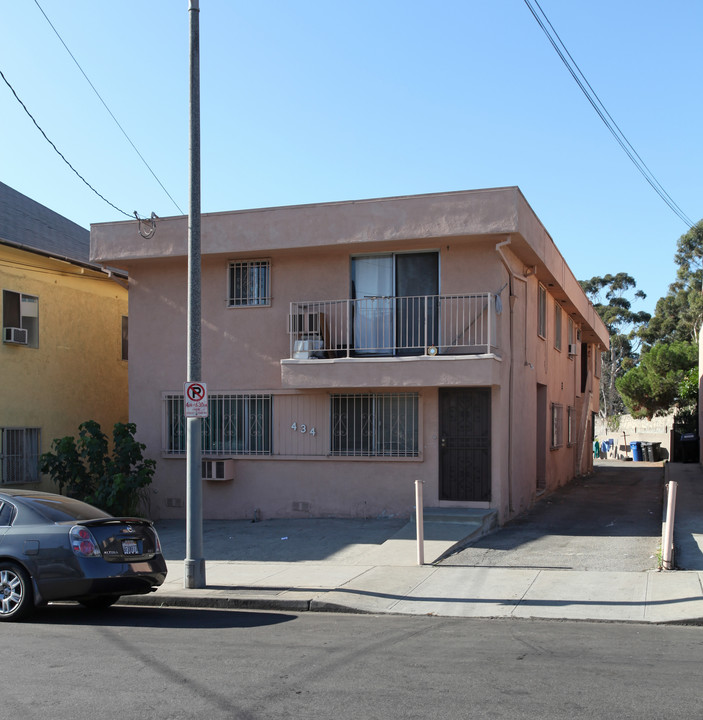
[641,220,703,346]
[579,273,651,420]
[616,341,698,419]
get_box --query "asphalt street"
[440,463,664,571]
[8,608,703,720]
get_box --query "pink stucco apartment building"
[90,187,609,524]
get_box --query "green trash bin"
[642,442,652,462]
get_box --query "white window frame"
[227,259,271,307]
[0,427,41,484]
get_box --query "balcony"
[282,293,502,390]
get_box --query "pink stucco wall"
[92,189,607,524]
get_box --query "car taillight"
[70,526,101,558]
[152,528,163,554]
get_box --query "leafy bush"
[40,421,155,517]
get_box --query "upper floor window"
[554,302,562,351]
[537,284,547,338]
[228,260,271,307]
[1,428,40,484]
[2,290,39,347]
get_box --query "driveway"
[440,462,665,572]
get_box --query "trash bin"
[641,442,652,462]
[651,442,661,461]
[630,441,643,462]
[680,433,699,463]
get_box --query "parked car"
[0,489,167,621]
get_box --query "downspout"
[495,237,528,516]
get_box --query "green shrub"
[40,421,155,517]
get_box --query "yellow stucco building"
[1,182,128,490]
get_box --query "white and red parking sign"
[184,381,208,418]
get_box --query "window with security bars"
[331,393,419,457]
[164,394,272,455]
[1,428,40,484]
[551,403,564,449]
[228,260,271,306]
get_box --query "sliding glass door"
[351,252,438,356]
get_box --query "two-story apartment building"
[91,187,609,524]
[0,181,128,490]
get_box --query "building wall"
[0,244,128,490]
[121,237,599,524]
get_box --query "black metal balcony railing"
[288,293,498,358]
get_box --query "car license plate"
[122,539,139,555]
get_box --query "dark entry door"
[439,388,491,501]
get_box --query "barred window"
[331,393,419,457]
[164,394,272,455]
[228,260,271,307]
[1,428,40,484]
[551,403,564,449]
[554,302,562,351]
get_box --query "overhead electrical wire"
[523,0,694,229]
[0,67,133,219]
[32,0,184,215]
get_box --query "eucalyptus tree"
[579,273,651,421]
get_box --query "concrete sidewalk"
[123,462,703,624]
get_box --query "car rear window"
[23,496,111,522]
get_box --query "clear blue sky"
[2,1,701,315]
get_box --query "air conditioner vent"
[201,459,235,482]
[3,327,28,344]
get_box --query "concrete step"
[360,508,497,566]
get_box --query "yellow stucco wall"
[0,244,128,490]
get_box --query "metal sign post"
[184,0,206,589]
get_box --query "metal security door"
[439,388,491,501]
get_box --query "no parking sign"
[184,381,208,418]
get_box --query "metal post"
[184,0,205,589]
[415,480,424,566]
[662,480,678,571]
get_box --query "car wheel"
[0,562,33,622]
[79,595,121,610]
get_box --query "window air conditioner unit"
[568,343,578,356]
[289,311,322,335]
[3,327,28,344]
[201,459,235,482]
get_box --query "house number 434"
[291,422,316,436]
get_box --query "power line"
[32,0,184,215]
[0,67,133,219]
[523,0,694,229]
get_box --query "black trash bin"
[651,442,661,461]
[641,442,652,462]
[680,433,699,463]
